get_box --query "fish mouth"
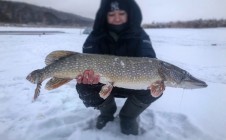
[183,75,208,89]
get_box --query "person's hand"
[76,70,100,84]
[149,81,165,98]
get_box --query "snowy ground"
[0,27,225,140]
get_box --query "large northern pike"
[26,50,207,100]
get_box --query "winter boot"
[96,96,117,129]
[119,96,151,135]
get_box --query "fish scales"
[42,53,161,89]
[76,54,162,89]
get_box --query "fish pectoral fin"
[99,83,113,99]
[45,77,72,90]
[45,50,78,65]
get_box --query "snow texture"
[0,27,225,140]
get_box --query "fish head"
[160,61,208,89]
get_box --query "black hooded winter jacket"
[82,0,156,58]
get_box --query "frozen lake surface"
[0,27,225,140]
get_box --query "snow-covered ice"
[0,27,225,140]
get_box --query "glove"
[76,70,100,84]
[149,80,165,98]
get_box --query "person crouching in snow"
[76,0,165,135]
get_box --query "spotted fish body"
[26,50,207,100]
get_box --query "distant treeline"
[142,19,226,28]
[0,1,93,27]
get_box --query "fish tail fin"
[26,69,43,84]
[33,82,42,101]
[26,69,44,101]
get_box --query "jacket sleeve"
[136,31,156,58]
[82,33,100,54]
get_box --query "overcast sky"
[8,0,226,23]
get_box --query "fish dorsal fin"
[45,77,72,90]
[45,50,77,65]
